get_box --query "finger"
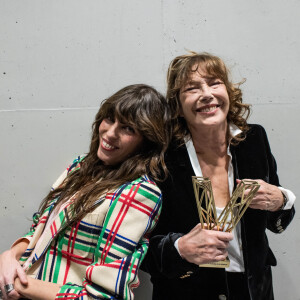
[214,242,229,250]
[0,288,4,300]
[249,198,260,206]
[209,247,228,261]
[6,289,21,300]
[215,231,233,242]
[216,247,228,255]
[249,202,267,211]
[1,288,7,300]
[16,266,28,285]
[3,284,15,298]
[214,252,228,262]
[202,223,209,230]
[189,223,202,233]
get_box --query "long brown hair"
[166,51,251,145]
[39,84,171,224]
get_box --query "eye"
[104,116,114,123]
[210,80,223,87]
[123,125,136,134]
[184,86,198,92]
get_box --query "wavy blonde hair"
[167,51,251,145]
[39,84,171,225]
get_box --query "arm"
[239,126,295,233]
[145,225,232,279]
[238,179,287,212]
[177,224,233,265]
[14,277,60,300]
[4,156,85,299]
[143,188,232,279]
[53,178,161,300]
[0,240,29,299]
[240,178,295,233]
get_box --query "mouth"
[196,104,220,113]
[101,138,118,151]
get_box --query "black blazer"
[143,124,295,300]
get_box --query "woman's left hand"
[236,179,284,212]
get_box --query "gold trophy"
[192,176,260,268]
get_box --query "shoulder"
[67,155,86,174]
[239,124,269,145]
[233,124,273,157]
[129,175,162,197]
[247,124,267,135]
[113,175,162,205]
[164,142,189,165]
[51,155,85,190]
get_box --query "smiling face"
[97,118,143,165]
[179,65,230,133]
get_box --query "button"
[180,271,192,279]
[218,295,227,300]
[277,226,283,230]
[276,219,281,226]
[279,229,284,233]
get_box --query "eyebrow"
[184,80,200,86]
[184,77,220,85]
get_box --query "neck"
[190,122,228,156]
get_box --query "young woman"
[144,52,296,300]
[0,84,171,300]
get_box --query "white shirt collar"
[229,123,242,137]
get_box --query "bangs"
[100,95,141,129]
[174,55,228,90]
[194,59,228,82]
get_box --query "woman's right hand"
[178,224,233,265]
[0,248,28,299]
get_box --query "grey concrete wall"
[1,1,299,299]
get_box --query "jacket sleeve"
[141,174,200,279]
[18,156,85,262]
[55,178,162,300]
[142,202,200,279]
[258,126,296,233]
[144,233,200,279]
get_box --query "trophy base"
[199,257,230,268]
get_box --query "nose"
[199,85,213,102]
[106,123,119,139]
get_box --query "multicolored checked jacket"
[19,156,162,299]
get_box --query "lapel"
[170,144,198,206]
[30,195,106,265]
[25,202,54,252]
[230,144,239,188]
[30,201,72,264]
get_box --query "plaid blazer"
[19,156,162,299]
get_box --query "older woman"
[144,52,295,300]
[0,84,171,300]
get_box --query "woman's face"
[97,118,143,165]
[179,65,230,131]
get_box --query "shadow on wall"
[135,270,152,300]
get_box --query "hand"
[178,224,233,265]
[0,250,28,300]
[14,277,61,300]
[13,278,26,299]
[237,179,285,212]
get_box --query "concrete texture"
[1,1,299,299]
